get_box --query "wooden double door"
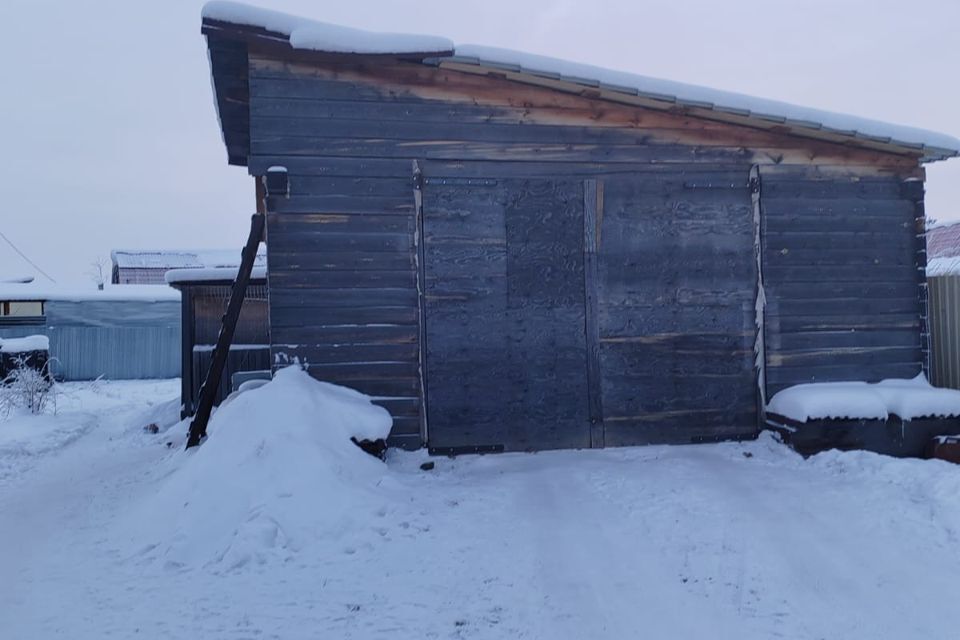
[419,164,758,452]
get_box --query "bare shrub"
[0,357,57,417]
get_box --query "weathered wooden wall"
[177,283,270,416]
[597,170,757,445]
[420,174,592,452]
[241,50,924,449]
[760,169,927,396]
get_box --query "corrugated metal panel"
[0,299,180,380]
[928,275,960,389]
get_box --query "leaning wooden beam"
[186,212,266,449]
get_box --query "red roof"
[927,223,960,258]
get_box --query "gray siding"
[0,299,181,380]
[928,275,960,389]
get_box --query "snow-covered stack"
[0,335,51,382]
[767,374,960,423]
[120,366,392,572]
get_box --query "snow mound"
[119,367,392,572]
[767,374,960,423]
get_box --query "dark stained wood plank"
[267,194,414,214]
[595,168,757,444]
[421,175,592,451]
[270,287,419,309]
[270,305,419,327]
[583,180,604,447]
[268,269,416,289]
[766,362,923,391]
[759,168,924,395]
[268,250,415,271]
[767,329,921,352]
[270,324,418,346]
[267,212,415,234]
[603,413,758,447]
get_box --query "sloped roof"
[201,1,960,164]
[926,223,960,276]
[111,248,267,271]
[926,222,960,259]
[0,281,180,302]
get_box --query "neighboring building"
[201,5,958,452]
[0,282,180,380]
[166,267,269,418]
[925,223,960,390]
[111,248,266,285]
[925,222,960,276]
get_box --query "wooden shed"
[111,248,267,285]
[201,4,959,453]
[166,267,270,418]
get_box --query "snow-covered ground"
[3,372,960,639]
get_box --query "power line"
[0,229,57,284]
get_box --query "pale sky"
[2,0,958,284]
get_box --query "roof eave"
[201,17,957,168]
[438,57,950,163]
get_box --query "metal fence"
[928,275,960,389]
[0,299,180,380]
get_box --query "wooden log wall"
[178,283,270,417]
[597,170,758,445]
[760,169,927,396]
[243,50,925,448]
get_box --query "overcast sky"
[2,0,958,284]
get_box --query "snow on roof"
[111,247,266,270]
[927,256,960,277]
[201,2,960,161]
[0,282,180,303]
[0,335,50,353]
[767,375,960,423]
[448,45,960,159]
[165,266,267,285]
[202,2,453,54]
[926,223,960,261]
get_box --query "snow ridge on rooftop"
[111,248,266,270]
[201,1,960,161]
[202,1,454,54]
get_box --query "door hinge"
[413,160,424,192]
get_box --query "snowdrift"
[120,367,392,572]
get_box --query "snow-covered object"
[201,2,960,160]
[926,256,960,277]
[0,335,50,353]
[111,247,266,271]
[767,374,960,422]
[0,282,180,302]
[202,1,453,54]
[120,366,392,570]
[165,265,267,285]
